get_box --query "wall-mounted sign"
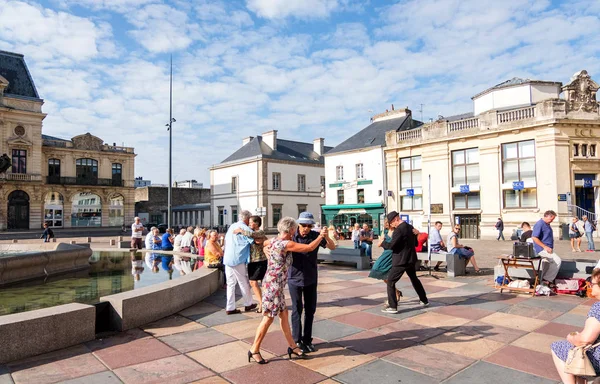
[512,181,524,191]
[459,185,470,194]
[223,209,228,215]
[400,214,409,222]
[584,178,593,188]
[430,204,443,214]
[557,194,567,202]
[406,189,414,197]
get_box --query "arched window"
[112,163,122,186]
[108,194,124,226]
[71,192,102,227]
[44,192,64,227]
[76,158,98,185]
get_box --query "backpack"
[48,228,55,238]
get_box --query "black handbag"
[513,242,536,258]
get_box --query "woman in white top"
[173,228,186,252]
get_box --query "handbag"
[565,341,600,376]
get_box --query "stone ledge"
[0,303,95,364]
[100,267,220,331]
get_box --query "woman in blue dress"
[369,218,401,306]
[551,268,600,384]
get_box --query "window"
[298,174,306,192]
[357,189,365,204]
[231,176,238,193]
[574,144,580,157]
[502,140,537,208]
[272,205,282,227]
[336,166,344,181]
[48,159,60,179]
[592,145,597,157]
[453,193,481,209]
[272,172,281,191]
[337,190,344,205]
[452,148,479,186]
[356,163,364,179]
[298,204,307,217]
[76,158,98,183]
[218,207,224,226]
[400,155,422,211]
[231,206,238,223]
[112,163,122,186]
[11,149,26,174]
[582,144,588,157]
[320,176,326,189]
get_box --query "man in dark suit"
[381,211,429,314]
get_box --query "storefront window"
[453,192,480,210]
[71,192,102,227]
[108,195,124,227]
[44,192,63,228]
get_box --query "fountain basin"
[0,243,92,286]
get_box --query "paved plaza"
[1,250,598,384]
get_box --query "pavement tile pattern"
[3,263,593,383]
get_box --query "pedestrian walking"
[380,211,429,314]
[583,215,596,252]
[495,218,505,241]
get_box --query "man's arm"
[381,225,407,250]
[323,230,336,250]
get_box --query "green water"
[0,251,187,316]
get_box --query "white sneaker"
[381,307,398,314]
[420,301,430,307]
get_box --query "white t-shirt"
[131,223,144,238]
[145,233,154,249]
[174,234,184,251]
[181,232,193,247]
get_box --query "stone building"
[134,186,211,227]
[210,131,331,231]
[323,107,422,235]
[384,70,600,239]
[0,50,135,230]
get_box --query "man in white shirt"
[131,217,144,249]
[427,221,446,271]
[174,228,186,252]
[181,226,194,251]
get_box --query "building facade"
[134,186,211,227]
[210,131,330,231]
[384,70,600,239]
[173,179,203,188]
[0,50,135,230]
[323,108,421,235]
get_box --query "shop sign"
[512,181,524,191]
[341,181,358,190]
[557,194,567,202]
[459,185,469,194]
[430,204,443,214]
[584,178,593,188]
[338,209,367,214]
[400,214,410,222]
[406,189,414,197]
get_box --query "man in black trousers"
[381,211,429,314]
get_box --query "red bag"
[555,278,585,295]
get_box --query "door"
[7,190,30,229]
[575,174,596,213]
[455,214,480,239]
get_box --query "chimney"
[313,138,324,156]
[242,136,254,146]
[262,130,277,151]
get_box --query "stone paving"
[2,260,597,384]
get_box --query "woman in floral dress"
[248,217,326,364]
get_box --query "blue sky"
[1,0,599,185]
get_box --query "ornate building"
[0,50,135,230]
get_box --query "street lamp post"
[166,55,176,229]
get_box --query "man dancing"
[381,211,429,314]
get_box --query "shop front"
[321,203,386,236]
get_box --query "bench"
[416,252,465,277]
[317,247,370,270]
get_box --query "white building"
[210,130,330,231]
[174,179,203,188]
[323,108,422,235]
[134,177,151,188]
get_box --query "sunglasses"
[299,224,313,228]
[454,227,461,230]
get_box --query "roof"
[444,112,474,122]
[326,115,420,155]
[219,137,333,165]
[472,77,562,100]
[0,50,40,100]
[42,134,70,142]
[42,134,71,148]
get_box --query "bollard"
[86,237,92,243]
[12,239,17,243]
[52,238,56,243]
[70,240,76,244]
[118,236,123,242]
[110,239,116,246]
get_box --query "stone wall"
[135,186,211,218]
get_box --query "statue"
[0,154,11,173]
[562,70,599,113]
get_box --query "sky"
[1,0,599,186]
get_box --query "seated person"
[359,224,374,260]
[161,229,174,251]
[447,224,482,273]
[551,268,600,384]
[415,232,428,252]
[426,221,446,271]
[520,222,533,243]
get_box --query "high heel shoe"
[287,346,305,359]
[247,350,268,364]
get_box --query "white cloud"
[246,0,339,19]
[58,0,160,12]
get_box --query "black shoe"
[296,341,310,353]
[304,342,317,353]
[288,346,305,359]
[248,350,268,364]
[244,303,257,312]
[433,266,440,272]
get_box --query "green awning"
[322,203,384,210]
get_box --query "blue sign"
[558,194,567,202]
[406,189,414,197]
[584,178,593,188]
[400,214,409,222]
[223,209,227,215]
[512,181,524,191]
[459,185,470,194]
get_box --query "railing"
[448,117,479,132]
[0,173,43,181]
[568,204,597,222]
[46,176,124,187]
[497,106,535,124]
[397,128,422,141]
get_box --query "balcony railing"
[448,117,479,132]
[46,176,124,187]
[0,173,43,182]
[497,106,535,124]
[397,128,422,141]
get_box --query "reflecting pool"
[0,251,191,316]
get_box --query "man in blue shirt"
[583,215,596,252]
[289,212,336,353]
[532,210,562,283]
[223,210,257,315]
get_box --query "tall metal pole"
[168,55,173,230]
[428,174,432,276]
